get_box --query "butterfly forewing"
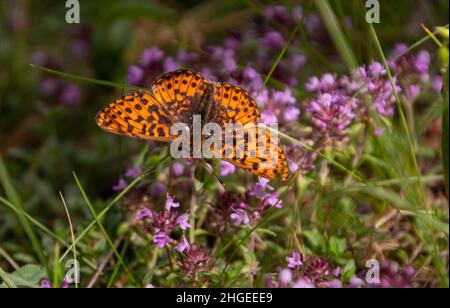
[151,69,211,120]
[213,83,260,126]
[96,91,175,141]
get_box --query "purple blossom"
[171,162,185,176]
[261,111,278,125]
[242,66,263,93]
[262,31,285,50]
[286,251,303,269]
[124,166,141,178]
[249,178,273,200]
[279,268,293,286]
[60,84,82,106]
[230,208,250,226]
[307,92,357,133]
[433,75,443,93]
[264,191,282,208]
[40,279,52,289]
[135,207,153,221]
[355,62,399,117]
[293,276,315,288]
[176,213,191,231]
[283,105,300,122]
[165,193,180,210]
[219,161,236,176]
[153,231,172,248]
[305,74,336,92]
[163,57,179,71]
[372,261,416,288]
[349,276,365,288]
[389,44,431,101]
[414,51,431,75]
[290,54,307,71]
[127,65,144,85]
[211,47,237,74]
[139,46,164,66]
[150,183,166,197]
[176,236,191,253]
[112,178,127,191]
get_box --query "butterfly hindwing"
[219,124,290,181]
[96,91,175,141]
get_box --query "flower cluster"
[373,260,416,288]
[228,178,283,227]
[389,43,435,101]
[176,244,215,277]
[304,60,402,143]
[266,251,342,288]
[135,194,190,249]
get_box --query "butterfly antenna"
[199,159,226,190]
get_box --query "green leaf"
[0,267,17,288]
[15,264,46,284]
[0,265,46,288]
[303,229,326,253]
[341,259,356,282]
[328,236,347,258]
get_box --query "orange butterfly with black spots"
[96,69,290,181]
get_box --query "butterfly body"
[96,69,291,181]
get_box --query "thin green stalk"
[0,156,47,272]
[314,0,358,70]
[59,191,78,288]
[393,24,449,61]
[73,172,137,286]
[368,24,427,208]
[29,64,149,92]
[257,20,302,96]
[107,238,130,288]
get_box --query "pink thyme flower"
[153,231,172,248]
[287,251,304,269]
[176,213,191,231]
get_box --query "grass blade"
[29,64,149,92]
[72,172,137,286]
[0,156,47,271]
[314,0,358,69]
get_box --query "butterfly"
[96,69,290,181]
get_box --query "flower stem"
[165,246,174,272]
